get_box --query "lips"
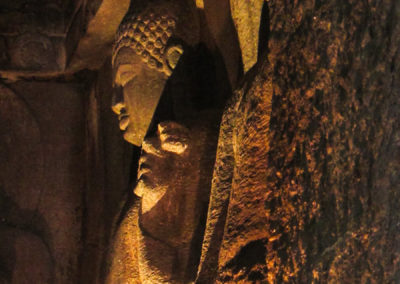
[118,113,129,131]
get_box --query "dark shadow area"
[0,189,54,283]
[223,239,268,281]
[258,1,270,61]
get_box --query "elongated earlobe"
[164,44,183,75]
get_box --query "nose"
[111,86,125,115]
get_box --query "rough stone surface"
[199,0,400,282]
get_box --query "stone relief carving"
[0,1,81,74]
[9,33,57,70]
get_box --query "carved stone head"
[112,1,199,146]
[134,121,200,247]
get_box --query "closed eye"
[115,64,138,86]
[118,71,136,86]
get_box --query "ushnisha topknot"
[113,0,199,76]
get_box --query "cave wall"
[200,0,400,282]
[0,67,133,284]
[0,1,134,283]
[0,81,86,283]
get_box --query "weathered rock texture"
[199,0,400,282]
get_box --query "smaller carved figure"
[107,121,208,283]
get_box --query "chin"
[123,130,141,146]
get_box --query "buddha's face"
[112,47,168,146]
[134,121,199,246]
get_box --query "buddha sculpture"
[107,1,223,283]
[111,0,199,147]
